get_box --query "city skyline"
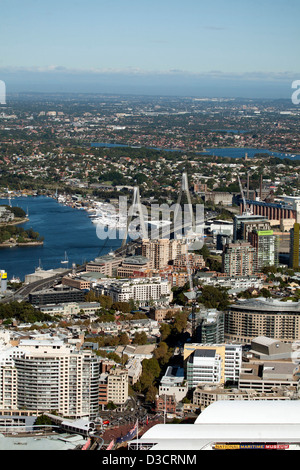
[0,0,299,98]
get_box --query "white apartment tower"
[0,337,100,419]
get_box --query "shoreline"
[0,217,29,227]
[0,241,44,248]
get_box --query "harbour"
[91,143,300,160]
[0,196,122,281]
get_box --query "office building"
[96,276,171,305]
[233,215,269,242]
[86,255,123,277]
[193,383,292,410]
[62,276,91,290]
[117,255,152,278]
[107,367,129,406]
[239,361,299,395]
[289,223,300,269]
[158,366,188,402]
[29,285,85,306]
[184,343,242,390]
[0,271,7,293]
[39,301,101,318]
[186,349,223,389]
[195,309,225,344]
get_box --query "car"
[103,420,110,425]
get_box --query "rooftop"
[194,400,300,425]
[232,297,300,312]
[135,401,300,450]
[123,256,149,265]
[0,433,86,450]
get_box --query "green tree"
[153,342,172,366]
[197,285,230,310]
[145,384,158,403]
[99,295,113,309]
[118,332,130,345]
[259,288,272,298]
[142,357,161,380]
[133,331,148,345]
[112,301,131,313]
[9,206,26,219]
[159,323,172,341]
[197,244,210,260]
[34,414,53,427]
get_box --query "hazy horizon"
[0,0,299,101]
[0,68,297,100]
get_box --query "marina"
[0,196,122,281]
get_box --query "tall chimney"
[260,175,262,200]
[247,172,250,200]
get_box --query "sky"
[0,0,299,98]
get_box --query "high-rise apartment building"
[222,241,255,276]
[248,229,278,271]
[0,337,100,419]
[141,239,187,269]
[229,216,278,274]
[225,297,300,344]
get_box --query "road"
[0,266,85,304]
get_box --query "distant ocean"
[0,196,122,281]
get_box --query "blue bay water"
[0,196,122,281]
[198,147,300,159]
[91,143,300,160]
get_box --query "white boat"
[57,195,66,204]
[61,252,69,265]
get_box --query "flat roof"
[232,298,300,312]
[137,423,300,450]
[193,349,216,358]
[195,400,300,424]
[165,366,185,378]
[123,256,149,265]
[0,433,86,450]
[136,401,300,450]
